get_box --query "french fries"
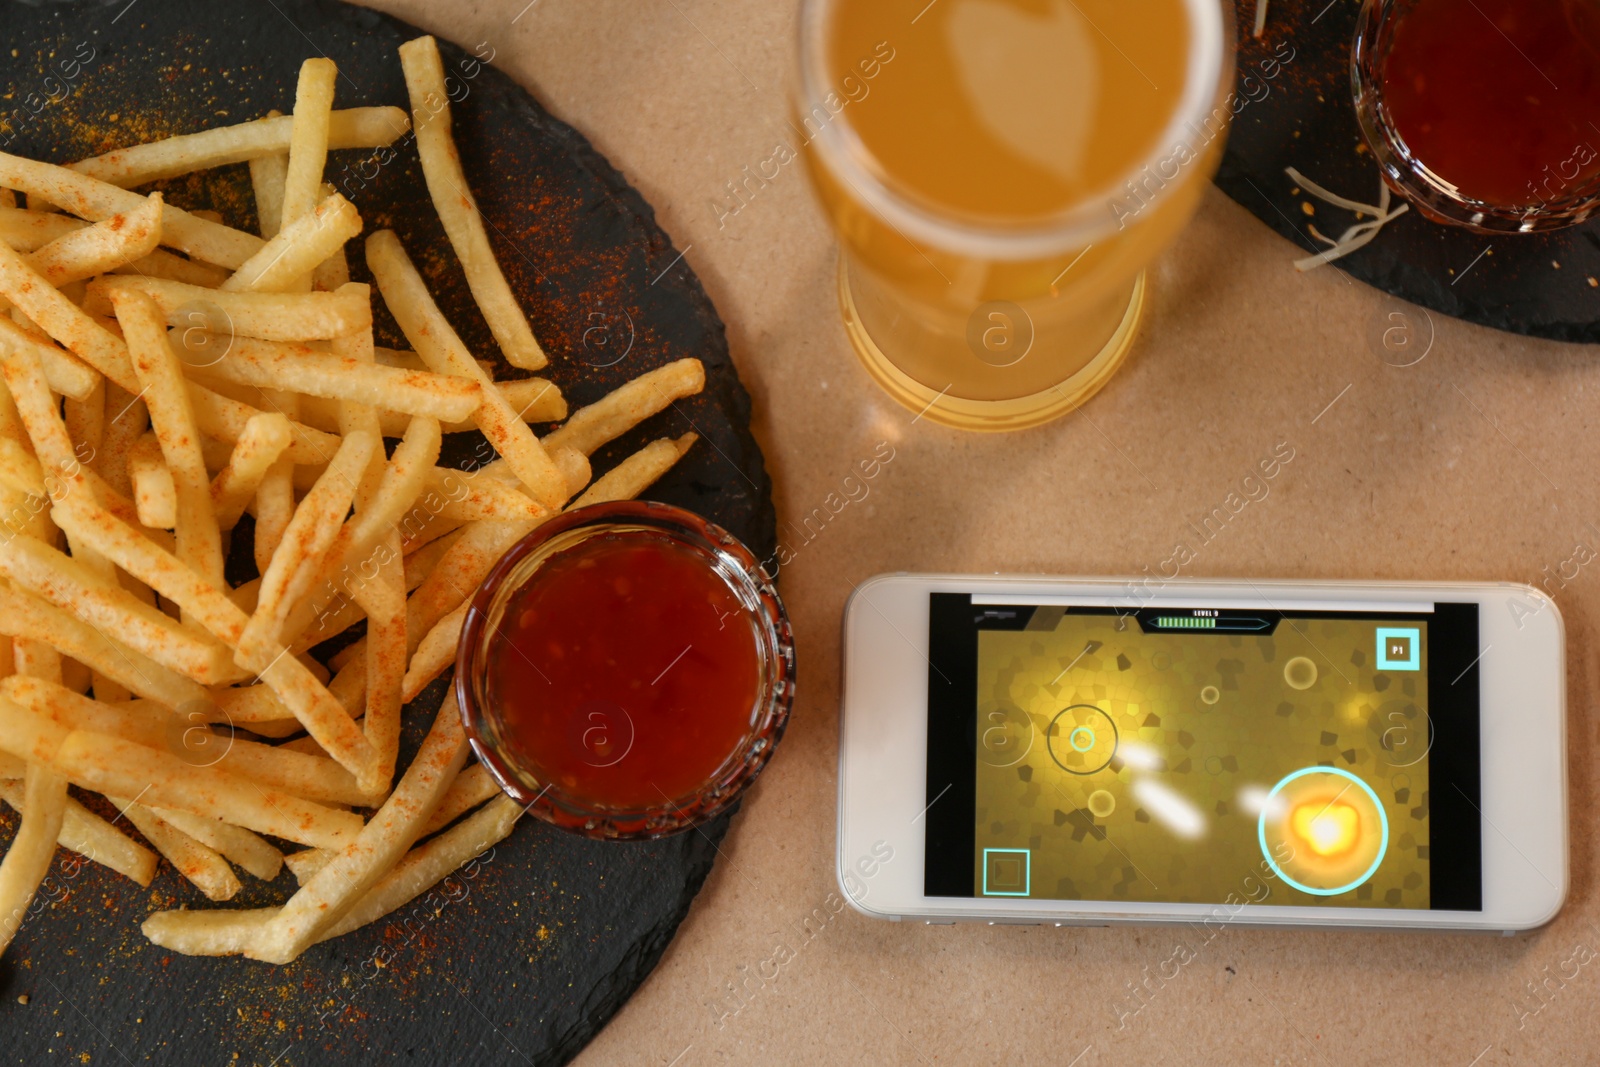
[0,151,265,268]
[399,37,548,371]
[221,192,362,293]
[71,108,410,188]
[189,336,482,421]
[366,229,566,508]
[86,276,373,342]
[0,779,157,885]
[0,41,709,967]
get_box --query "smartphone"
[838,574,1567,933]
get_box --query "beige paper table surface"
[365,2,1595,1062]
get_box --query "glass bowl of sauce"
[455,500,795,840]
[1354,0,1600,231]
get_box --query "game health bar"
[1141,613,1275,633]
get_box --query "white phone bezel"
[837,574,1567,933]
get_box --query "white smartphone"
[838,574,1567,933]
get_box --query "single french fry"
[13,638,62,685]
[0,780,157,885]
[2,676,177,753]
[0,151,264,269]
[95,381,146,499]
[543,359,705,458]
[0,339,91,489]
[312,243,350,292]
[572,433,698,509]
[399,36,547,371]
[285,392,340,435]
[381,377,564,436]
[282,61,338,234]
[0,207,84,251]
[0,584,209,708]
[328,653,367,719]
[221,192,361,293]
[242,430,377,653]
[208,683,287,724]
[399,512,463,557]
[0,762,68,957]
[0,238,138,393]
[248,685,467,963]
[210,412,292,528]
[211,733,377,808]
[187,335,481,421]
[27,192,163,286]
[111,796,240,901]
[49,728,361,850]
[0,376,46,500]
[141,906,277,955]
[366,230,565,508]
[149,807,283,883]
[402,603,463,704]
[63,373,105,465]
[110,248,232,288]
[239,719,304,740]
[254,480,295,588]
[0,317,100,403]
[58,528,136,702]
[418,762,502,836]
[550,446,591,501]
[403,530,463,591]
[0,536,237,685]
[374,346,492,376]
[86,276,371,343]
[283,848,332,885]
[115,288,225,588]
[71,108,410,188]
[425,466,549,523]
[248,122,289,241]
[288,593,364,656]
[358,527,406,786]
[128,433,176,529]
[488,377,566,427]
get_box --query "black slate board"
[0,1,775,1063]
[1217,0,1600,342]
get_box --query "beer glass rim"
[796,0,1233,260]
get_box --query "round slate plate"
[0,2,775,1064]
[1216,0,1600,342]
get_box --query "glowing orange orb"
[1290,800,1360,858]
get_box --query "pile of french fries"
[0,37,706,964]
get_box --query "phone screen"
[923,594,1483,910]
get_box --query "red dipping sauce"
[1380,0,1600,208]
[457,501,794,840]
[489,533,760,810]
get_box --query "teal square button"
[982,848,1030,896]
[1376,627,1421,671]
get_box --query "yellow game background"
[973,611,1431,907]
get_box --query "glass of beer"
[796,0,1234,431]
